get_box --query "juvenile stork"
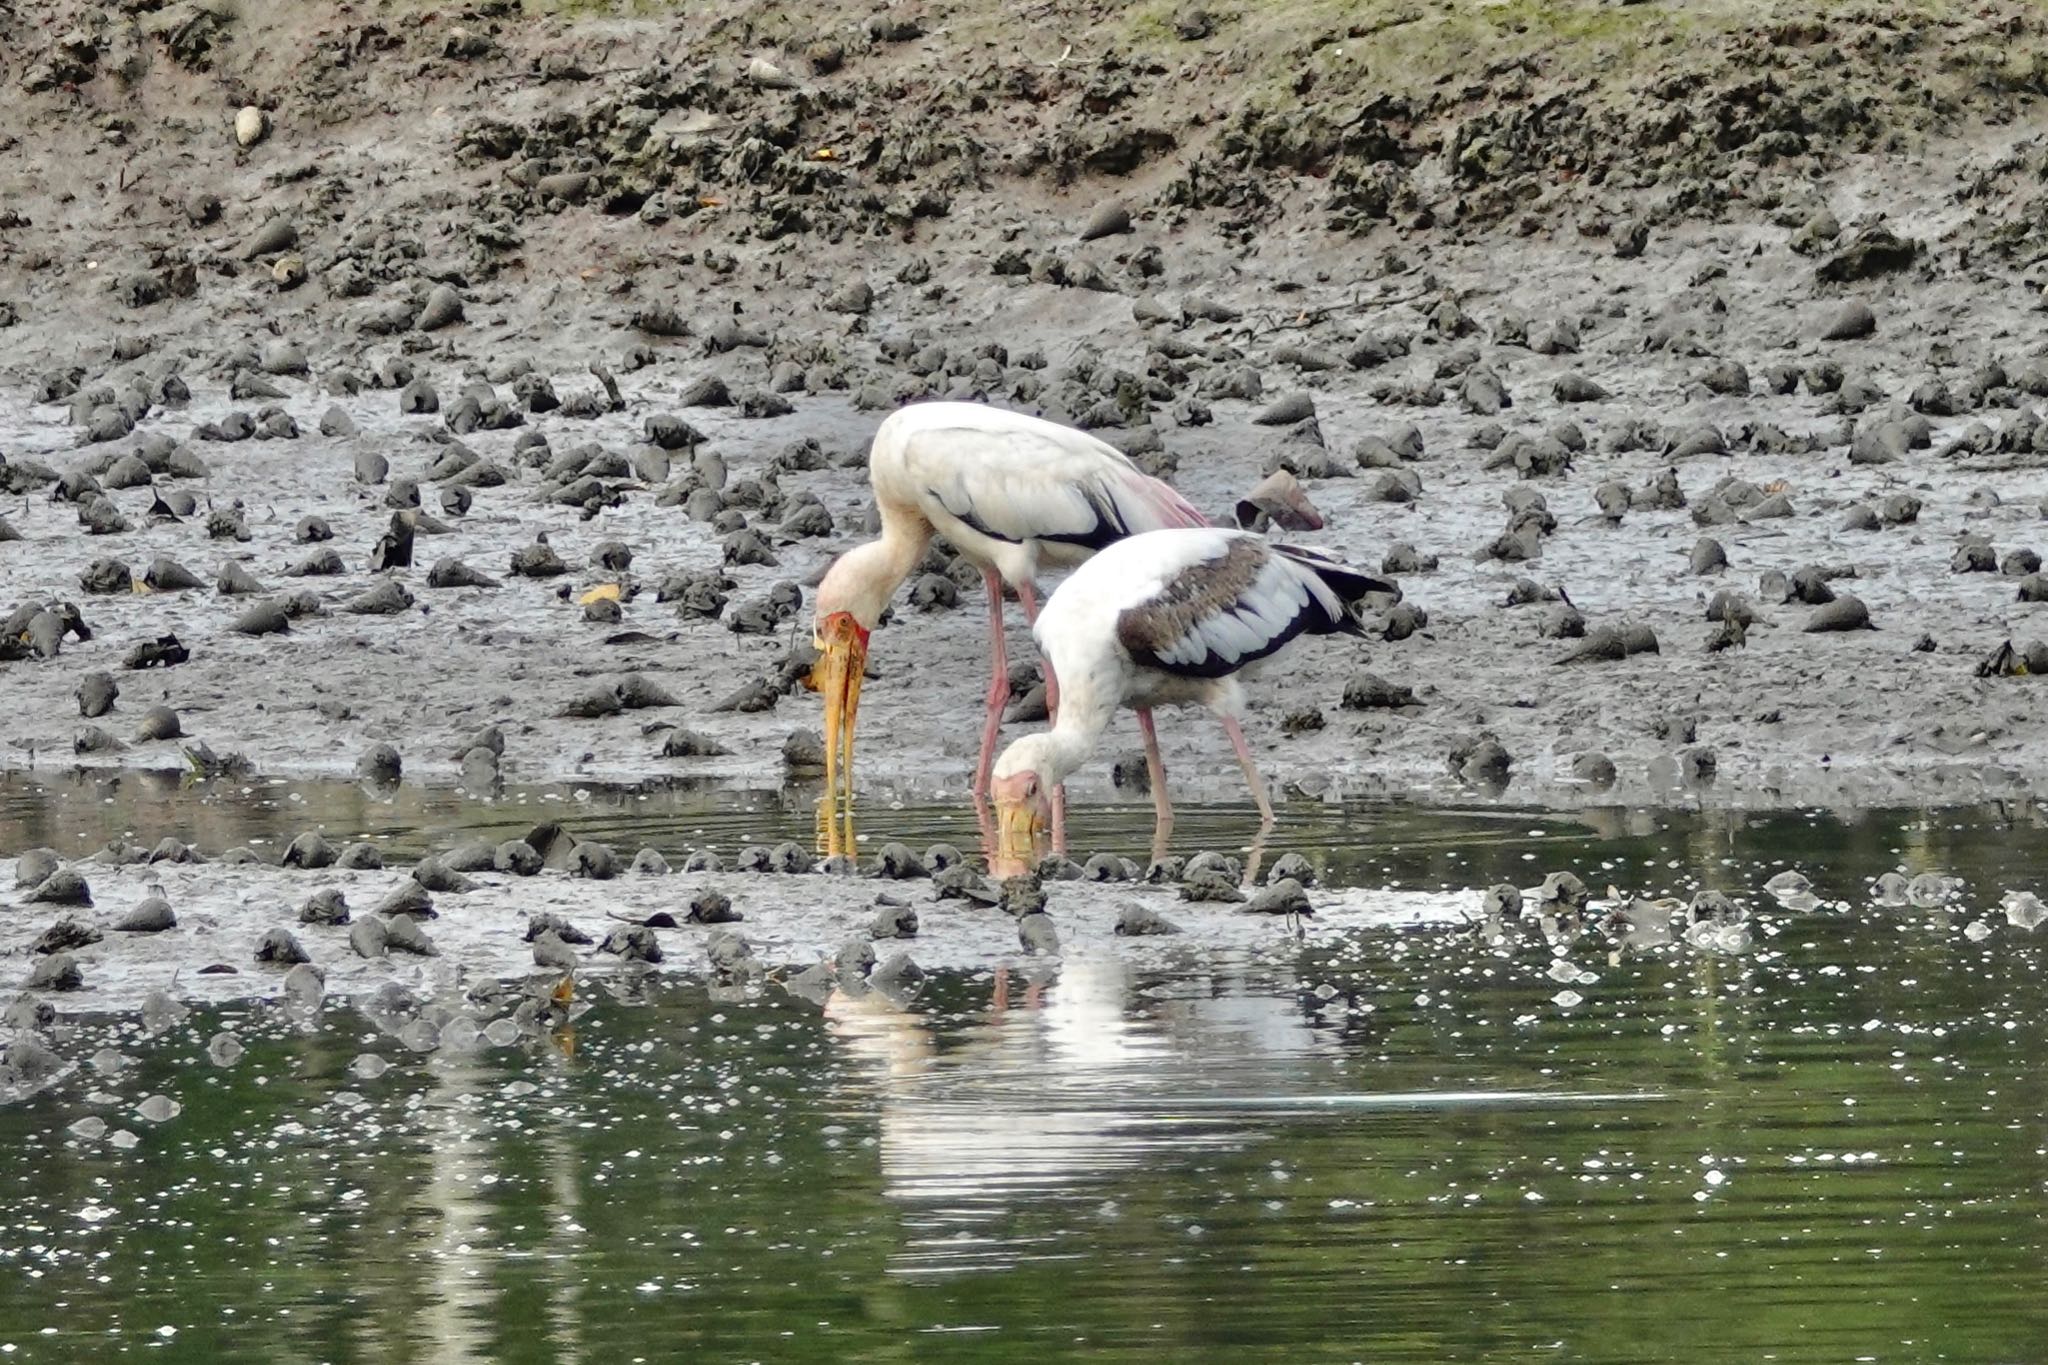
[987,527,1397,875]
[807,402,1226,853]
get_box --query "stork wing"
[913,426,1205,551]
[1117,537,1362,680]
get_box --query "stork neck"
[1037,672,1118,788]
[825,502,932,627]
[871,500,933,597]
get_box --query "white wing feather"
[874,404,1202,551]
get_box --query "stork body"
[809,402,1212,852]
[988,527,1397,874]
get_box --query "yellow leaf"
[698,196,724,208]
[813,147,837,160]
[578,583,621,605]
[131,579,153,595]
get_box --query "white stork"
[987,526,1398,875]
[807,401,1231,853]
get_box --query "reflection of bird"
[808,402,1210,851]
[822,958,1327,1278]
[990,528,1396,870]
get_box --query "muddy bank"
[5,228,2048,814]
[0,848,1461,1013]
[4,0,2048,818]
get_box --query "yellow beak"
[807,613,869,856]
[990,796,1046,881]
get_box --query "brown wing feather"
[1116,539,1280,678]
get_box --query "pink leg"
[1220,715,1275,827]
[1017,578,1065,855]
[1137,708,1172,864]
[973,568,1009,800]
[1015,581,1059,719]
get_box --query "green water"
[4,772,2048,1361]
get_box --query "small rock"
[1820,301,1877,341]
[254,929,311,965]
[234,105,269,148]
[27,953,82,991]
[1017,912,1060,955]
[1078,200,1132,241]
[1804,596,1875,633]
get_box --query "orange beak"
[989,771,1049,880]
[807,613,869,853]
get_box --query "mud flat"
[6,4,2048,835]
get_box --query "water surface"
[3,774,2047,1361]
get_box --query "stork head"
[989,735,1056,879]
[811,542,896,635]
[806,547,892,756]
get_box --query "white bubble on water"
[135,1095,181,1123]
[206,1033,244,1068]
[2000,891,2045,931]
[67,1116,107,1140]
[140,992,189,1038]
[349,1054,390,1080]
[1552,990,1584,1008]
[439,1018,482,1054]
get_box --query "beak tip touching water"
[989,792,1048,881]
[813,614,871,857]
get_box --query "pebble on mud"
[300,890,350,925]
[255,929,311,965]
[1804,596,1876,632]
[27,953,82,992]
[1017,912,1061,955]
[234,105,269,147]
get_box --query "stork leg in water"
[972,567,1012,801]
[1221,715,1275,884]
[1130,711,1267,879]
[1137,708,1171,866]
